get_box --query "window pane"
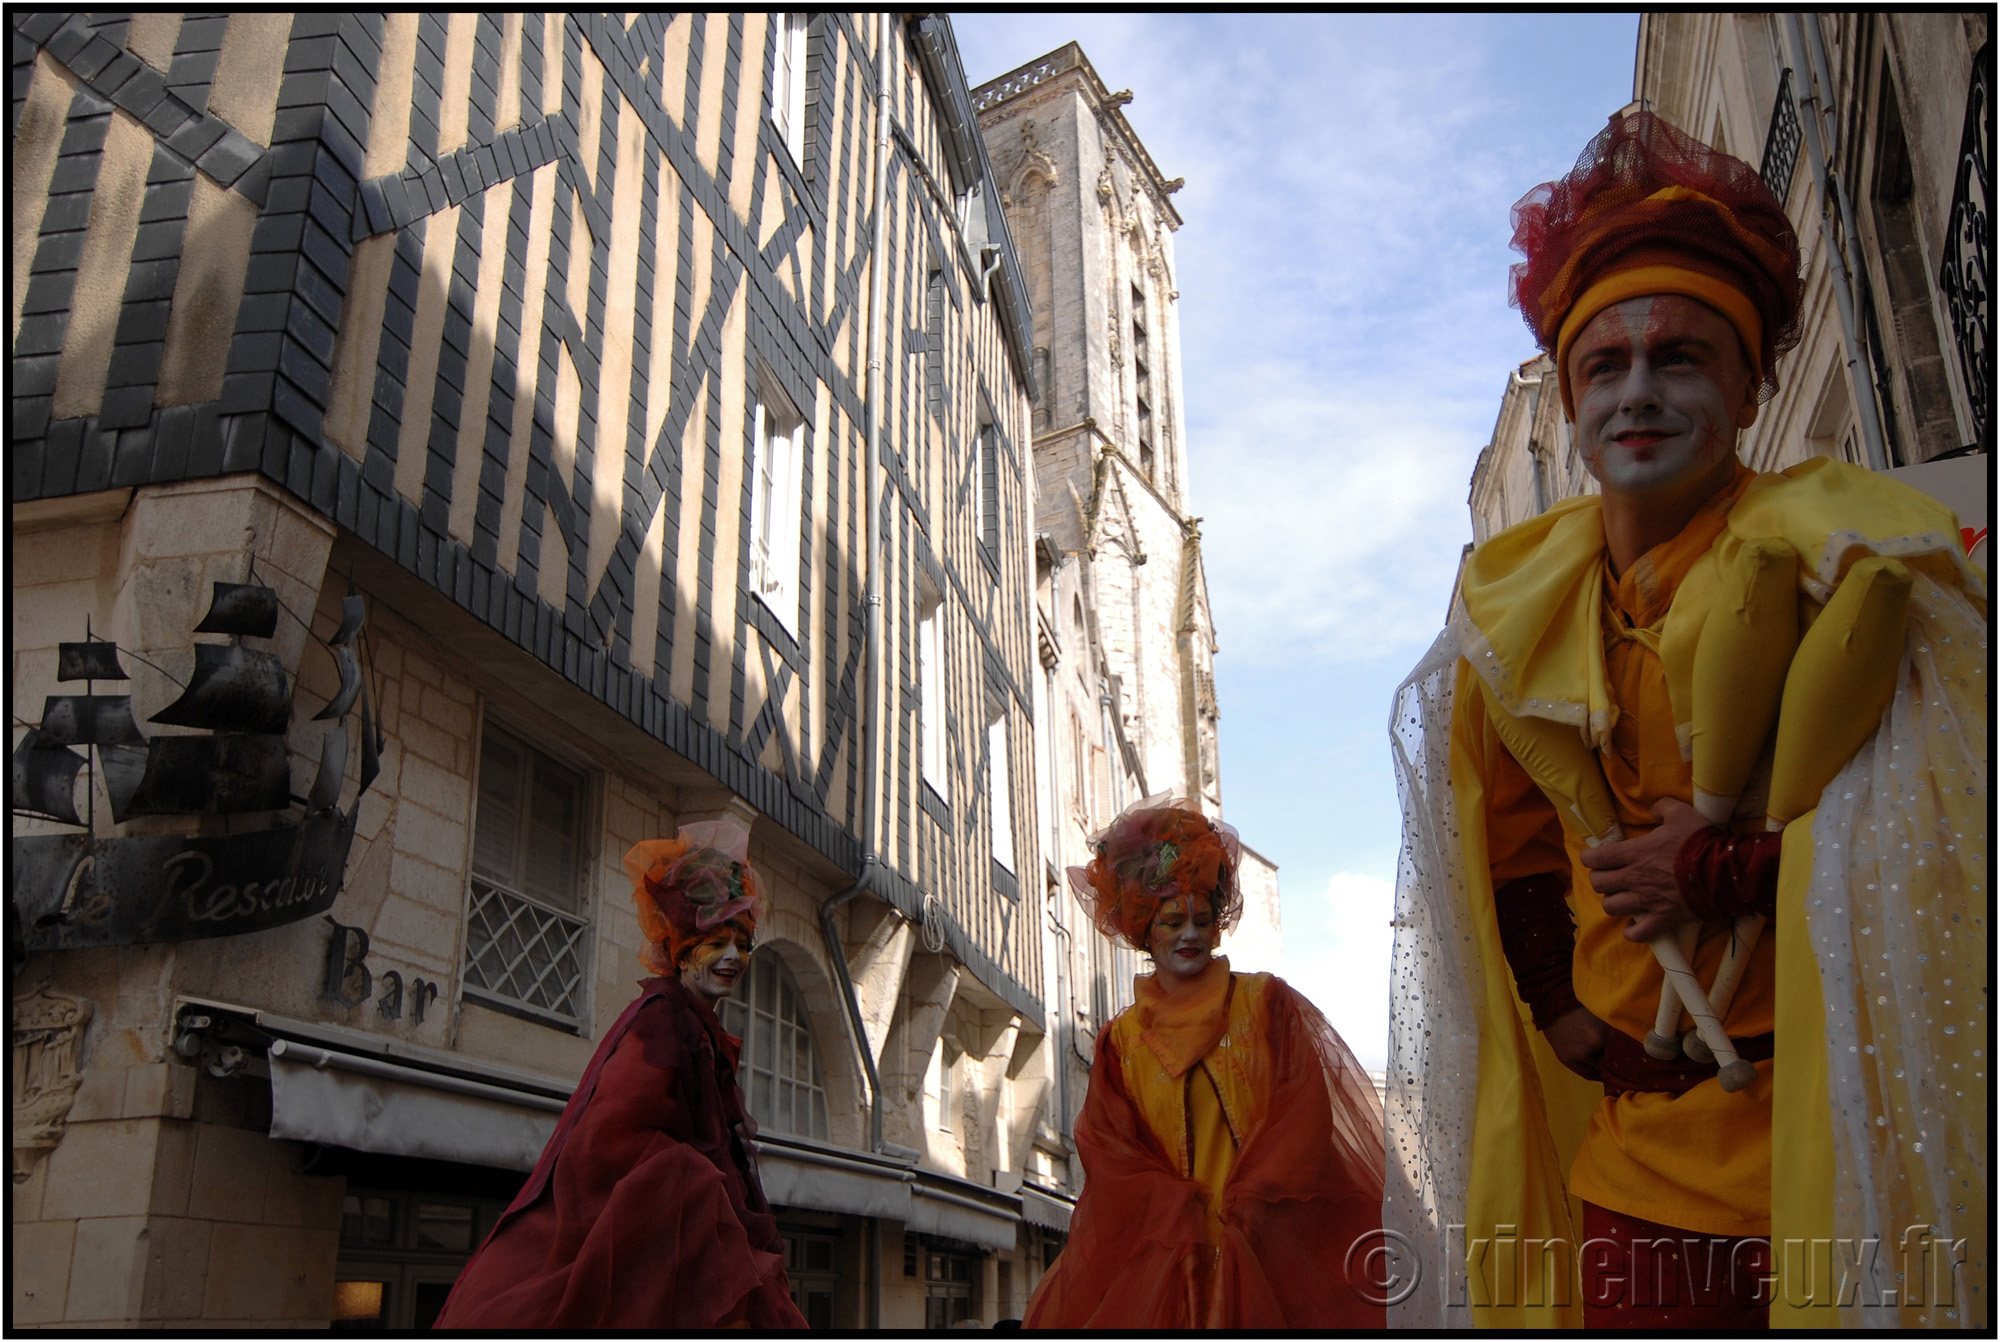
[473,733,523,883]
[464,727,593,1025]
[522,757,581,908]
[342,1195,394,1246]
[919,605,947,798]
[331,1280,385,1323]
[416,1203,474,1251]
[729,950,829,1138]
[988,717,1014,873]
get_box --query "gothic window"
[718,948,831,1141]
[464,723,593,1028]
[1131,281,1154,481]
[769,13,809,164]
[749,377,805,634]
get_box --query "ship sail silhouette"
[11,580,380,954]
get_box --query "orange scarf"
[1134,956,1233,1078]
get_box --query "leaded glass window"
[718,948,831,1141]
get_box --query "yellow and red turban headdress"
[1509,110,1803,419]
[1068,793,1242,951]
[623,819,763,976]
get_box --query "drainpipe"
[1783,12,1892,471]
[817,14,896,1329]
[1047,906,1074,1139]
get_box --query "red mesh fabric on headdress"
[1068,794,1242,950]
[1509,110,1802,406]
[623,821,762,975]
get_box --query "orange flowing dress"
[1025,956,1386,1329]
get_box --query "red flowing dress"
[433,977,805,1330]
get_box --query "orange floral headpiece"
[1068,794,1241,951]
[1508,110,1802,419]
[623,819,763,976]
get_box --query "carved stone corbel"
[12,984,94,1183]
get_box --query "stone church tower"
[973,45,1282,1109]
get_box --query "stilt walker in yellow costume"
[1384,111,1986,1329]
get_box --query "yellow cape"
[1415,457,1986,1328]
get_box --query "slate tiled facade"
[12,12,1072,1327]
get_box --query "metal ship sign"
[11,582,381,952]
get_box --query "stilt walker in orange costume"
[1385,112,1986,1329]
[1024,795,1386,1330]
[434,821,806,1330]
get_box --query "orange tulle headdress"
[623,819,763,976]
[1508,109,1803,419]
[1068,793,1242,950]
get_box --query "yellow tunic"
[1107,958,1270,1249]
[1478,468,1777,1236]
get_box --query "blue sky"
[953,13,1640,1066]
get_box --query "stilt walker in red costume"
[1024,795,1387,1330]
[433,820,807,1330]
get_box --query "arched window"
[718,949,831,1141]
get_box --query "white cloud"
[1193,379,1481,665]
[1283,871,1396,1070]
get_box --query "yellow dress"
[1028,953,1387,1329]
[1107,957,1269,1252]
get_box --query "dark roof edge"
[909,15,1039,401]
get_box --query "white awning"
[906,1181,1018,1251]
[1019,1184,1073,1232]
[753,1136,914,1219]
[267,1039,562,1172]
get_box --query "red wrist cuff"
[1675,824,1783,921]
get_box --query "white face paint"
[1147,894,1217,988]
[1568,295,1757,498]
[679,928,748,1004]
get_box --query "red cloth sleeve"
[1674,825,1782,921]
[1024,981,1385,1329]
[1494,873,1585,1030]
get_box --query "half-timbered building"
[11,12,1067,1327]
